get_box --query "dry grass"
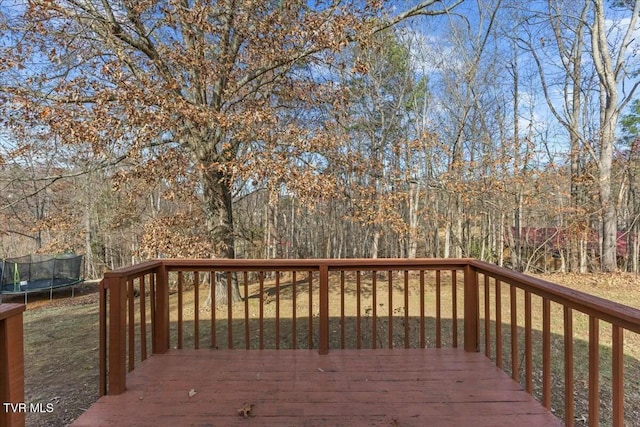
[11,270,640,426]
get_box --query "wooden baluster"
[244,271,250,349]
[140,275,147,361]
[452,270,458,348]
[542,298,551,409]
[524,291,532,393]
[259,271,265,350]
[194,272,200,350]
[356,271,361,349]
[292,271,297,349]
[340,271,345,349]
[177,272,183,349]
[436,270,442,349]
[388,270,393,349]
[227,271,233,350]
[372,272,377,349]
[564,307,574,427]
[127,278,135,372]
[420,270,426,349]
[318,263,329,355]
[484,274,490,358]
[404,270,409,349]
[612,325,624,427]
[495,279,502,369]
[588,317,600,427]
[510,285,518,382]
[274,271,280,350]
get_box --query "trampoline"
[0,254,84,303]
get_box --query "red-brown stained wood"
[307,271,313,350]
[495,279,502,369]
[470,260,640,334]
[0,304,25,427]
[177,272,183,349]
[96,258,640,420]
[420,270,426,349]
[274,271,280,350]
[612,325,624,427]
[436,270,442,348]
[510,285,518,382]
[404,270,410,348]
[387,270,393,349]
[149,275,156,353]
[564,307,574,427]
[74,349,562,426]
[139,276,147,361]
[99,281,107,396]
[108,277,126,395]
[524,291,532,393]
[127,279,134,372]
[210,271,216,349]
[318,264,329,355]
[243,271,250,349]
[292,271,297,349]
[356,271,361,349]
[452,270,458,348]
[542,298,551,409]
[371,272,377,349]
[463,264,478,352]
[589,317,600,427]
[153,264,169,355]
[484,274,490,358]
[227,271,233,349]
[340,271,345,349]
[193,272,200,350]
[259,271,264,349]
[73,348,563,427]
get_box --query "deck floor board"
[73,348,562,427]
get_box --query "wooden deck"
[73,348,562,426]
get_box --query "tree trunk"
[597,90,618,272]
[371,229,380,259]
[201,167,242,305]
[407,181,420,258]
[590,0,639,271]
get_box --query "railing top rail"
[471,260,640,334]
[0,303,25,321]
[103,260,164,279]
[156,257,473,271]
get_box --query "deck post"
[107,275,127,395]
[463,263,479,352]
[99,279,107,397]
[318,263,329,355]
[0,303,26,427]
[153,263,169,354]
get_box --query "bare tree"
[590,0,640,271]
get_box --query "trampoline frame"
[0,254,84,304]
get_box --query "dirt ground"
[8,271,640,426]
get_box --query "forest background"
[2,0,640,278]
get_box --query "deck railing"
[99,258,640,427]
[0,303,26,427]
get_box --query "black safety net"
[0,254,84,293]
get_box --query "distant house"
[504,227,632,272]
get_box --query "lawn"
[12,270,640,426]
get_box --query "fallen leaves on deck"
[238,402,255,418]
